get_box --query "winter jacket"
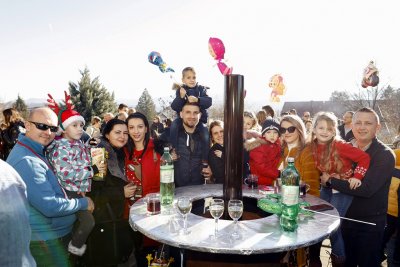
[280,144,321,197]
[171,83,212,124]
[312,140,370,179]
[160,122,208,187]
[245,137,281,186]
[331,138,395,223]
[124,139,161,197]
[387,148,400,217]
[47,138,93,192]
[338,124,355,142]
[6,134,88,241]
[209,143,224,184]
[2,120,25,159]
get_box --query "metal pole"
[223,75,244,215]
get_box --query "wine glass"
[201,161,209,184]
[228,199,243,239]
[177,196,192,235]
[209,198,224,239]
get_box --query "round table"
[129,184,339,257]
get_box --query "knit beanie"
[261,118,281,136]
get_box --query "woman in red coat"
[125,112,161,204]
[125,112,162,265]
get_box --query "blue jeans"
[320,187,353,259]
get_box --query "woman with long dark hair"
[84,118,137,266]
[125,112,162,266]
[125,112,161,204]
[2,108,25,159]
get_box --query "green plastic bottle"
[279,157,300,231]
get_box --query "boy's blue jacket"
[171,83,212,124]
[7,134,88,241]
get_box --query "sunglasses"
[29,121,59,132]
[280,126,296,134]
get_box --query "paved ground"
[319,236,400,267]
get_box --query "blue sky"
[1,0,399,111]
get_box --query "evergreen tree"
[68,67,117,126]
[135,88,156,121]
[13,94,29,119]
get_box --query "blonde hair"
[280,115,307,157]
[311,112,343,174]
[244,111,261,131]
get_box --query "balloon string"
[301,208,376,226]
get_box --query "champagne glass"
[177,197,192,235]
[209,198,224,238]
[228,199,243,239]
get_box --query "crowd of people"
[0,67,399,267]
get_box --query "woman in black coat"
[208,120,224,184]
[85,118,138,266]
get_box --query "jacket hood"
[244,137,268,151]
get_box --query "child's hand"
[187,95,198,103]
[348,178,362,189]
[179,87,187,98]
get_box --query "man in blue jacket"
[160,102,212,187]
[7,107,94,266]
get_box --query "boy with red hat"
[46,92,96,256]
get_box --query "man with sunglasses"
[7,107,94,266]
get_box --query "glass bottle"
[160,147,175,213]
[279,157,300,231]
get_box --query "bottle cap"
[164,147,169,151]
[287,157,295,163]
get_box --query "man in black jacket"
[321,107,395,267]
[338,111,355,142]
[160,102,212,187]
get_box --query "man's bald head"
[26,107,58,146]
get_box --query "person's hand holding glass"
[209,198,224,239]
[201,161,212,184]
[228,199,243,239]
[177,196,192,235]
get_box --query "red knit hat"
[59,109,85,130]
[47,91,85,130]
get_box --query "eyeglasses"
[29,121,59,132]
[280,126,297,134]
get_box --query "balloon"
[208,37,233,75]
[361,61,379,88]
[268,74,286,102]
[148,51,175,73]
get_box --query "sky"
[1,0,399,111]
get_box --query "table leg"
[180,248,186,267]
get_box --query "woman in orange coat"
[279,115,321,267]
[279,115,320,196]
